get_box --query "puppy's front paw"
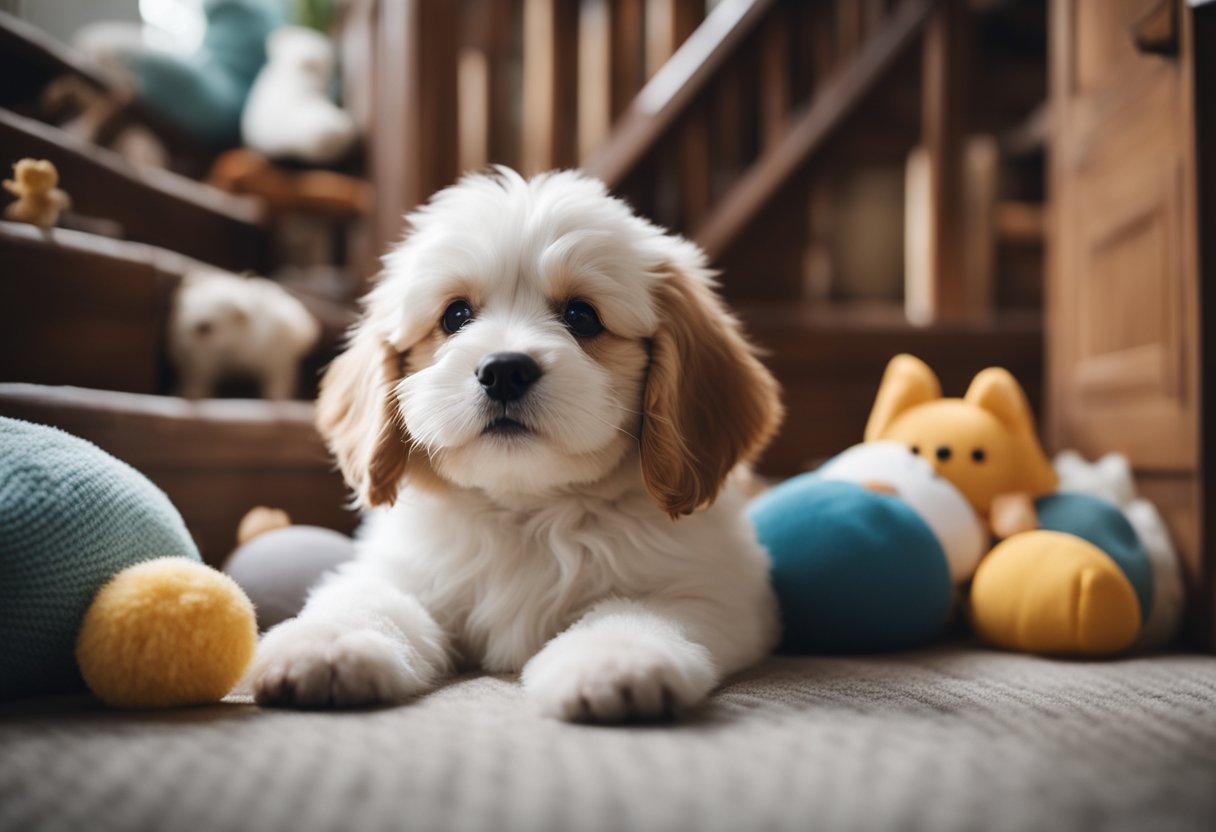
[249,619,430,708]
[522,633,716,722]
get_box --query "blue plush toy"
[750,441,984,653]
[87,0,283,148]
[752,354,1176,656]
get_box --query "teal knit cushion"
[0,417,200,699]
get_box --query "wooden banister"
[695,0,938,258]
[522,0,580,174]
[347,0,707,273]
[583,0,774,189]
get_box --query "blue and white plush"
[749,442,985,653]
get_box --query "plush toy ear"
[864,354,942,441]
[965,367,1058,494]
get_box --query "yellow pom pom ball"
[76,557,257,708]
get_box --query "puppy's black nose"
[476,352,542,402]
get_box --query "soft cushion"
[0,417,200,698]
[749,476,954,653]
[1035,492,1154,621]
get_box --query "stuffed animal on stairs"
[3,158,70,229]
[168,268,321,400]
[77,0,283,148]
[0,417,257,707]
[240,25,357,164]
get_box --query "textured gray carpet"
[3,647,1215,832]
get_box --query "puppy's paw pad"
[250,621,424,709]
[523,636,715,723]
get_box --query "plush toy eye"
[563,299,603,338]
[910,445,920,455]
[442,299,474,334]
[935,446,952,461]
[971,448,986,463]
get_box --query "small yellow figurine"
[3,158,71,228]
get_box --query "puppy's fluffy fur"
[248,169,782,720]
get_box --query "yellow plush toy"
[3,158,71,229]
[865,355,1146,655]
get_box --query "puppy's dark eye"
[972,448,986,463]
[442,299,474,334]
[936,446,952,462]
[563,299,603,338]
[910,445,920,455]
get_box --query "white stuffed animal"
[169,269,320,401]
[240,26,357,165]
[1054,450,1185,648]
[818,441,987,585]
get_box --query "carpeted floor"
[2,645,1215,832]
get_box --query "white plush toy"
[240,25,357,165]
[1054,450,1185,648]
[818,441,987,585]
[169,269,320,401]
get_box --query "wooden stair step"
[735,301,1044,475]
[0,10,214,173]
[0,383,355,567]
[0,221,353,396]
[0,108,269,272]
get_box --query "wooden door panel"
[1051,1,1196,471]
[1073,0,1163,94]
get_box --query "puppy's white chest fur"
[358,465,773,674]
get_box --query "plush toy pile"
[0,417,257,707]
[751,354,1184,657]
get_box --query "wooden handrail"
[343,0,707,276]
[697,0,939,258]
[583,0,775,188]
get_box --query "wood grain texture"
[738,303,1043,476]
[1048,0,1209,647]
[695,0,937,259]
[0,109,268,272]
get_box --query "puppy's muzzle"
[476,352,542,402]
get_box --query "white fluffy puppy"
[169,269,320,400]
[248,169,783,720]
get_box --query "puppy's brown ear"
[640,266,782,517]
[316,326,410,507]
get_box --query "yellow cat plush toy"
[865,355,1146,655]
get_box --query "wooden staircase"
[338,0,1047,475]
[0,13,354,565]
[1,1,1049,546]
